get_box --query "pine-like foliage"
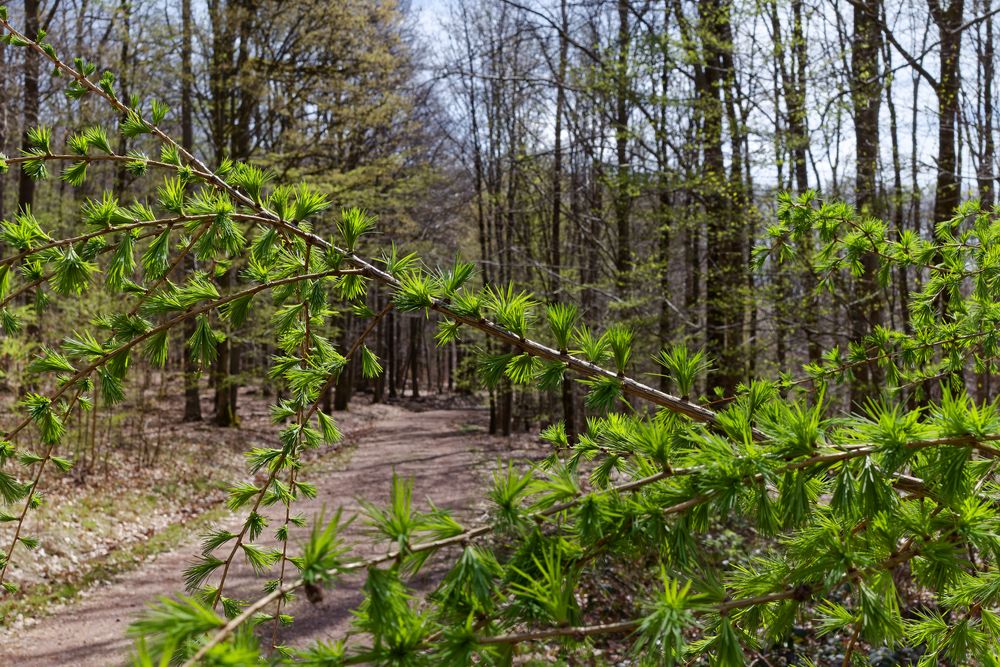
[1,11,1000,667]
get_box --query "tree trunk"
[209,0,256,427]
[181,0,202,422]
[885,47,910,334]
[930,0,964,225]
[978,0,995,400]
[979,0,996,207]
[334,315,353,411]
[790,0,809,193]
[699,0,744,396]
[373,294,385,404]
[213,326,234,426]
[613,0,632,294]
[550,0,568,296]
[0,26,6,222]
[113,0,131,196]
[849,0,885,404]
[656,0,673,390]
[387,310,397,399]
[408,316,420,399]
[17,0,40,212]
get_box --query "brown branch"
[0,216,192,271]
[0,225,171,315]
[477,536,930,648]
[128,220,212,316]
[185,417,991,658]
[478,619,640,644]
[211,298,393,607]
[0,385,86,583]
[0,267,362,588]
[271,246,315,645]
[842,622,862,667]
[4,153,184,171]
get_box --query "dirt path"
[0,401,533,666]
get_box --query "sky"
[399,0,977,196]
[409,0,450,43]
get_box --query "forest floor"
[0,388,539,666]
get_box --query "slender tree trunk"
[230,0,255,161]
[770,4,789,369]
[849,0,885,403]
[226,1,255,424]
[550,0,568,296]
[909,71,922,277]
[387,310,397,399]
[114,0,131,196]
[181,0,202,422]
[447,342,455,393]
[208,0,233,426]
[208,0,231,164]
[722,0,749,382]
[880,25,910,336]
[408,316,420,399]
[373,292,385,404]
[209,0,256,426]
[17,0,40,212]
[684,198,700,342]
[657,187,672,388]
[790,0,809,193]
[227,338,241,420]
[213,325,234,426]
[978,0,995,400]
[0,27,7,222]
[334,316,353,410]
[979,0,996,208]
[557,21,576,437]
[853,4,881,212]
[585,160,602,313]
[930,0,965,225]
[699,0,744,396]
[656,0,674,391]
[613,0,632,294]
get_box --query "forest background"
[1,0,999,664]
[2,0,987,434]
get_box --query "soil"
[0,397,538,666]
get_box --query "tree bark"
[613,0,632,294]
[17,0,41,212]
[210,0,256,426]
[929,0,965,225]
[655,0,674,391]
[849,0,885,403]
[387,310,397,399]
[550,0,568,296]
[408,316,420,399]
[334,316,353,410]
[0,21,7,222]
[699,0,744,396]
[113,0,131,196]
[181,0,202,422]
[979,0,996,207]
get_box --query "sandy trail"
[0,401,530,666]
